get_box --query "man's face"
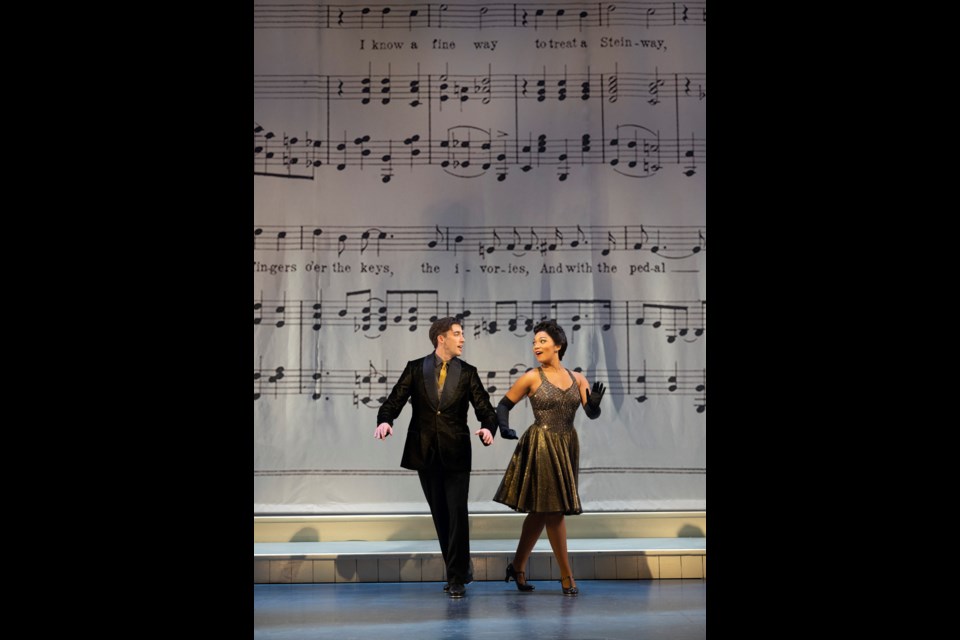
[438,323,465,359]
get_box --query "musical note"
[626,129,639,169]
[380,140,394,183]
[556,138,570,181]
[695,369,706,414]
[482,229,502,256]
[607,72,619,103]
[683,133,697,176]
[478,6,488,29]
[495,138,509,181]
[268,366,285,398]
[554,8,565,29]
[609,130,620,167]
[380,71,391,105]
[480,67,491,105]
[377,297,388,332]
[427,225,447,249]
[407,8,419,31]
[360,228,388,256]
[520,133,533,172]
[353,134,371,169]
[312,294,323,331]
[549,228,563,251]
[605,3,617,27]
[457,79,470,105]
[635,360,648,403]
[380,6,390,28]
[484,369,498,394]
[359,360,389,406]
[571,225,587,248]
[536,134,547,170]
[439,71,450,106]
[578,9,589,32]
[387,290,439,332]
[601,231,616,256]
[505,227,521,252]
[634,225,650,250]
[524,228,540,252]
[310,361,325,401]
[335,137,347,171]
[403,133,422,167]
[360,70,371,105]
[643,134,663,175]
[254,357,263,401]
[648,67,664,106]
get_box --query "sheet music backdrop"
[254,0,706,513]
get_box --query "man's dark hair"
[430,317,461,348]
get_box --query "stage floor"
[254,578,706,639]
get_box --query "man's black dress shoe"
[447,583,466,598]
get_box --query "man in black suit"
[375,317,500,598]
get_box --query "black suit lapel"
[439,358,462,409]
[422,354,439,408]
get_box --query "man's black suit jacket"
[377,354,499,472]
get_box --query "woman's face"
[532,331,560,363]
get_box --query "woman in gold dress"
[493,320,605,596]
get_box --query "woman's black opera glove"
[496,397,519,439]
[584,382,605,419]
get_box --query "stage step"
[254,512,705,583]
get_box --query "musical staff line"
[253,361,706,411]
[253,291,706,343]
[255,70,706,104]
[254,125,705,181]
[252,224,706,259]
[254,2,707,31]
[253,289,707,344]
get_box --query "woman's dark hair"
[533,320,567,360]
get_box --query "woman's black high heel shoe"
[560,576,579,596]
[505,562,535,591]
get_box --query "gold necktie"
[438,361,447,395]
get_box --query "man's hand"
[375,423,393,440]
[475,427,493,446]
